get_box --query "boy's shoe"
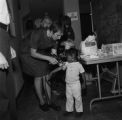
[39,103,49,112]
[49,103,61,111]
[75,112,83,118]
[63,111,73,117]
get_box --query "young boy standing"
[49,48,86,118]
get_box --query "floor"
[17,74,122,120]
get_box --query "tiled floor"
[17,75,122,120]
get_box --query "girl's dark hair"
[62,15,71,27]
[65,48,78,60]
[49,22,63,33]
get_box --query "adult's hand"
[0,52,9,69]
[48,56,58,65]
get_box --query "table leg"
[97,64,102,98]
[90,62,122,111]
[90,64,102,110]
[116,62,121,95]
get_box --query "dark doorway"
[80,13,92,40]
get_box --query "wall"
[63,0,82,49]
[15,0,82,45]
[19,0,30,17]
[92,0,122,85]
[30,0,63,19]
[92,0,122,47]
[18,0,30,38]
[79,0,93,40]
[18,0,63,37]
[79,0,90,13]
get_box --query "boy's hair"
[65,48,78,60]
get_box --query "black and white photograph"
[0,0,122,120]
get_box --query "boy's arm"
[51,66,63,75]
[80,72,86,89]
[80,72,87,96]
[48,66,63,80]
[48,62,66,80]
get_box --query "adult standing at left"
[0,0,17,120]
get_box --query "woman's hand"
[31,48,58,64]
[48,56,58,65]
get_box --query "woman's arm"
[30,48,58,64]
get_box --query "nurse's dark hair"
[49,21,63,33]
[62,15,71,27]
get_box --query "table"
[80,55,122,111]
